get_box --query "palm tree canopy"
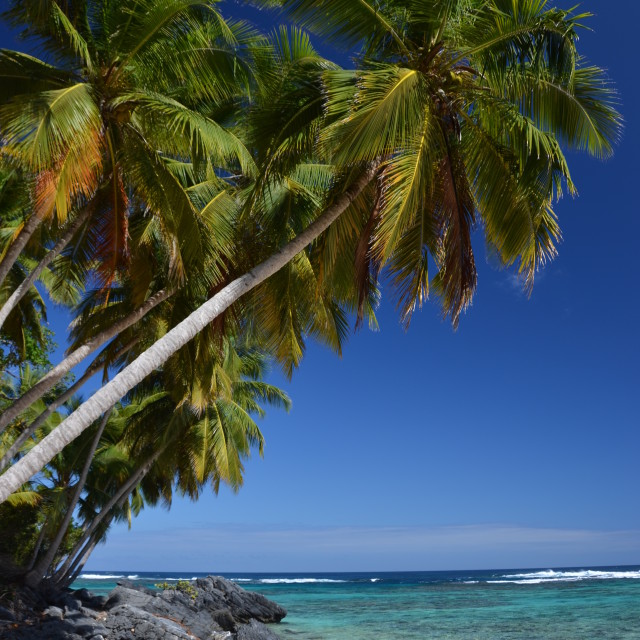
[0,0,257,292]
[267,0,620,325]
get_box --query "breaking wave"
[489,569,640,585]
[258,578,347,584]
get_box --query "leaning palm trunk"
[58,534,102,588]
[0,339,138,472]
[0,208,91,332]
[0,166,378,503]
[52,449,161,583]
[24,408,113,588]
[26,517,49,572]
[0,288,173,434]
[0,211,45,290]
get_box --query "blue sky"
[2,1,638,572]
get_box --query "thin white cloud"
[86,523,640,572]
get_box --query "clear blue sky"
[2,1,638,572]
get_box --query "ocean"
[73,566,640,639]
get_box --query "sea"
[72,566,640,639]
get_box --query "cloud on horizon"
[86,523,640,573]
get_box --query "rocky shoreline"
[0,576,287,639]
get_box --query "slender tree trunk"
[54,511,117,588]
[26,519,49,572]
[0,288,173,434]
[52,450,160,581]
[24,408,113,589]
[0,339,138,472]
[0,166,377,503]
[0,208,91,332]
[58,535,101,588]
[0,211,45,290]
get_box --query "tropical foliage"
[0,0,620,588]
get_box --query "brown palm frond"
[354,185,382,328]
[434,139,477,327]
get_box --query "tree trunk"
[58,535,101,588]
[51,450,160,581]
[26,518,49,572]
[0,339,138,472]
[0,211,45,290]
[0,288,173,434]
[0,207,91,332]
[23,407,113,589]
[0,166,377,504]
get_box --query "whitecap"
[259,578,347,584]
[163,577,198,582]
[370,578,381,582]
[127,575,139,580]
[490,569,640,584]
[79,574,124,580]
[503,570,559,579]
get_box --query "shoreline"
[0,576,286,640]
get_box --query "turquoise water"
[73,566,640,639]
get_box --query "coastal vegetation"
[0,0,620,591]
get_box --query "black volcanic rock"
[0,576,286,640]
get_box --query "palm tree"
[0,0,253,410]
[0,0,621,503]
[0,0,257,423]
[0,0,254,286]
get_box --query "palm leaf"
[2,83,101,171]
[276,0,409,53]
[0,49,71,98]
[323,65,426,164]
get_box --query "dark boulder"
[0,576,286,639]
[236,619,283,640]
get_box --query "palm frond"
[49,2,93,72]
[0,49,71,98]
[123,91,256,177]
[323,65,426,164]
[1,82,101,172]
[276,0,409,53]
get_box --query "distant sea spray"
[77,568,640,586]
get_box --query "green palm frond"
[456,0,582,69]
[501,66,621,159]
[120,129,204,282]
[1,83,101,171]
[135,18,259,103]
[4,489,42,507]
[0,49,71,98]
[323,65,426,164]
[374,106,438,262]
[49,2,93,72]
[122,92,256,176]
[276,0,408,53]
[113,0,215,69]
[461,115,561,290]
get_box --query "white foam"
[259,578,347,584]
[490,569,640,584]
[127,575,139,580]
[463,581,479,584]
[370,578,381,582]
[79,574,124,580]
[232,579,252,582]
[163,577,198,581]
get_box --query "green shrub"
[154,580,198,600]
